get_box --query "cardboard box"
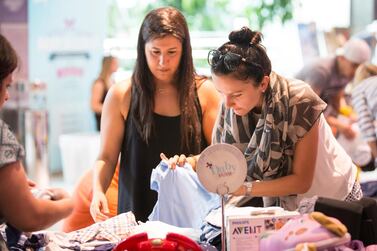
[227,209,300,251]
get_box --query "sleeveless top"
[94,78,108,131]
[118,91,207,221]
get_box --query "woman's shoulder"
[196,76,221,111]
[112,78,132,95]
[196,76,212,90]
[107,78,132,101]
[196,77,218,98]
[273,72,321,100]
[106,78,132,117]
[92,78,106,87]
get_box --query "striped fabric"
[351,76,377,142]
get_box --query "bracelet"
[244,181,253,196]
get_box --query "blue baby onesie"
[148,161,220,229]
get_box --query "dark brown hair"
[130,7,200,151]
[0,34,18,85]
[210,26,271,86]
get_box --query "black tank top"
[118,93,207,221]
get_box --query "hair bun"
[228,26,262,45]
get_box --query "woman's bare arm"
[0,161,73,232]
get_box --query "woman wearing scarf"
[169,27,362,211]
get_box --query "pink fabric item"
[366,245,377,251]
[259,213,350,251]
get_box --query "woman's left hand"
[160,153,187,169]
[231,184,246,196]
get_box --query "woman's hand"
[160,153,198,171]
[160,153,187,169]
[27,179,36,188]
[47,187,70,201]
[231,184,247,196]
[90,191,111,222]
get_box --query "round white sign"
[196,143,247,195]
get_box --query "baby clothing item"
[259,212,350,251]
[119,94,207,222]
[67,212,138,243]
[1,212,138,250]
[148,161,220,229]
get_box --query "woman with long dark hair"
[90,7,220,222]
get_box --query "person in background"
[90,7,220,222]
[0,34,73,232]
[296,38,371,139]
[91,55,119,131]
[351,63,377,168]
[170,27,362,211]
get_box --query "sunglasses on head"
[207,49,249,71]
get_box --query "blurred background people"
[296,38,371,139]
[351,63,377,167]
[91,55,119,131]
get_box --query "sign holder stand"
[196,143,247,251]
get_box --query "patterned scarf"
[213,72,326,183]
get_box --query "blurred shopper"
[351,63,377,168]
[296,38,371,139]
[90,7,220,222]
[91,56,119,131]
[0,34,73,232]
